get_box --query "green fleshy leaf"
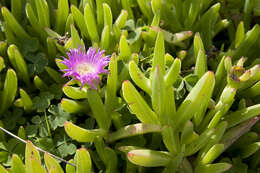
[87,89,111,130]
[61,98,89,114]
[44,153,64,173]
[84,3,99,43]
[71,5,89,39]
[64,121,106,142]
[75,148,92,173]
[195,163,231,173]
[0,69,18,115]
[127,149,172,167]
[62,85,88,100]
[11,154,26,173]
[0,164,8,173]
[175,72,215,130]
[129,60,151,95]
[122,80,158,124]
[108,123,161,142]
[55,0,69,34]
[151,31,165,77]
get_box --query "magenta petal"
[60,46,110,89]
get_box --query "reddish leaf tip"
[127,152,134,158]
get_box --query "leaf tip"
[78,148,88,151]
[188,31,193,36]
[127,151,134,159]
[208,71,215,76]
[123,80,130,84]
[64,121,70,127]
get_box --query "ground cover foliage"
[0,0,259,172]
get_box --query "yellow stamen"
[76,63,95,75]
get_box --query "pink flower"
[61,46,110,89]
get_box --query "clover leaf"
[25,115,49,138]
[17,37,39,55]
[184,74,199,92]
[2,109,25,130]
[26,52,48,74]
[32,92,55,112]
[54,133,77,158]
[48,104,70,130]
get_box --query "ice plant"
[61,46,110,89]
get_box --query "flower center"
[75,63,95,75]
